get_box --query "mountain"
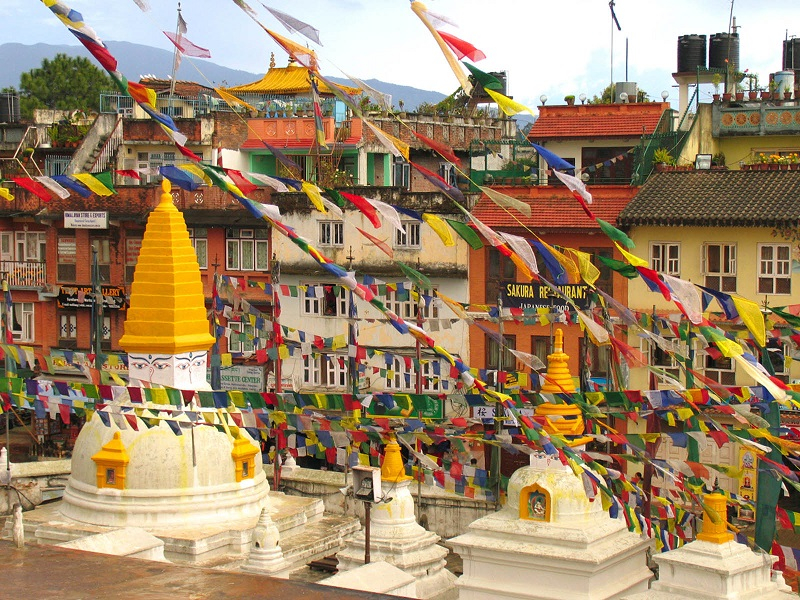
[0,41,447,110]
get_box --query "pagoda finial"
[540,328,575,393]
[269,52,275,69]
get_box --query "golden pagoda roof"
[225,63,360,96]
[118,180,215,355]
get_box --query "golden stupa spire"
[696,489,734,544]
[540,328,576,394]
[119,180,215,354]
[381,435,412,483]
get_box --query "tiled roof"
[471,186,636,232]
[225,65,360,96]
[528,102,669,140]
[618,170,800,227]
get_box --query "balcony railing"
[1,261,46,288]
[714,101,800,136]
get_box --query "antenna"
[609,1,622,93]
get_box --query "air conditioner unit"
[117,107,134,117]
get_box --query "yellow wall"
[719,135,800,169]
[626,225,800,389]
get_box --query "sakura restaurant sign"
[64,211,108,229]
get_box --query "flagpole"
[168,2,182,109]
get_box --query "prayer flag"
[464,63,503,89]
[410,1,472,94]
[262,4,322,45]
[12,178,52,202]
[479,186,531,217]
[438,31,486,62]
[163,31,211,58]
[445,218,483,249]
[340,191,381,228]
[485,89,535,117]
[422,213,455,247]
[357,227,393,258]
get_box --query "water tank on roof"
[709,32,740,70]
[677,35,707,73]
[0,93,20,124]
[773,71,795,96]
[783,38,800,75]
[615,82,638,103]
[471,70,508,102]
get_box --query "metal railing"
[0,261,46,288]
[88,115,124,173]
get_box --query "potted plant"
[711,73,722,102]
[653,147,674,171]
[564,95,576,106]
[769,79,779,100]
[398,99,406,118]
[784,84,793,101]
[734,82,745,102]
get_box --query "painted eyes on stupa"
[131,361,148,370]
[191,358,205,368]
[153,362,169,370]
[176,362,190,371]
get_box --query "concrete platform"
[0,539,400,599]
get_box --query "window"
[486,246,515,303]
[581,147,633,184]
[580,247,614,296]
[303,354,348,388]
[703,243,737,292]
[302,284,348,317]
[486,334,516,371]
[102,315,112,350]
[319,221,344,247]
[11,302,34,342]
[393,156,410,189]
[188,228,208,269]
[226,228,269,272]
[531,336,549,367]
[14,231,47,262]
[705,354,735,385]
[57,233,77,282]
[385,287,438,320]
[438,162,456,186]
[758,244,791,295]
[643,337,681,381]
[229,321,256,354]
[384,357,442,392]
[90,236,111,282]
[58,312,77,348]
[767,338,789,382]
[650,242,680,276]
[395,221,421,248]
[125,235,143,283]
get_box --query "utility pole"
[271,253,282,392]
[91,246,104,371]
[210,255,221,390]
[346,246,358,398]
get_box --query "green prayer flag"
[397,261,432,290]
[445,218,484,250]
[596,218,634,248]
[769,307,800,328]
[323,187,348,209]
[94,172,117,195]
[598,255,638,279]
[464,63,503,90]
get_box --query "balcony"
[1,261,46,288]
[242,116,361,149]
[714,101,800,137]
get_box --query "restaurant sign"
[501,282,591,311]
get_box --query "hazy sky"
[5,0,800,110]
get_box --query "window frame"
[11,302,34,342]
[486,334,516,371]
[319,221,344,247]
[394,221,421,249]
[301,283,348,317]
[758,243,791,295]
[57,232,77,282]
[226,228,269,272]
[303,354,348,389]
[650,242,680,276]
[229,320,256,355]
[188,228,208,270]
[702,243,737,292]
[58,311,78,349]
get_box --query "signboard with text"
[57,285,127,310]
[501,282,591,311]
[206,365,266,393]
[63,211,109,229]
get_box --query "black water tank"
[783,38,800,73]
[0,93,20,123]
[678,35,707,73]
[709,32,740,70]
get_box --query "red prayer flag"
[340,191,381,228]
[637,266,672,300]
[128,81,154,106]
[12,178,53,202]
[176,144,201,162]
[412,131,460,165]
[115,169,141,180]
[58,402,71,425]
[163,31,212,58]
[225,169,258,196]
[436,30,486,62]
[78,38,118,72]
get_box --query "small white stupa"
[335,436,457,599]
[449,450,652,600]
[623,489,795,599]
[60,180,270,529]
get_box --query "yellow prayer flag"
[410,2,472,95]
[214,87,258,112]
[230,391,245,408]
[150,388,169,405]
[331,334,346,351]
[221,353,233,367]
[485,88,535,117]
[72,173,114,196]
[538,239,580,283]
[615,242,648,267]
[731,296,766,347]
[179,163,213,185]
[0,188,14,202]
[301,181,327,213]
[422,213,455,247]
[279,345,290,360]
[565,248,601,286]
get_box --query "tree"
[18,54,112,118]
[589,83,650,104]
